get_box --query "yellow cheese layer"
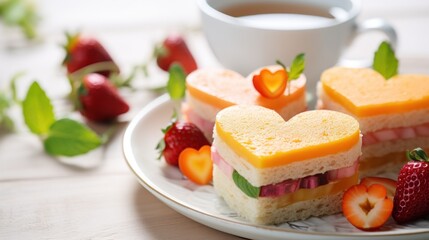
[321,67,429,117]
[215,105,360,168]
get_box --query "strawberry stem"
[68,61,120,80]
[406,148,428,162]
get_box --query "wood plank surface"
[1,0,429,239]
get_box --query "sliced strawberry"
[393,148,429,223]
[63,33,119,77]
[78,73,129,122]
[252,68,288,99]
[155,33,197,75]
[342,184,393,230]
[360,177,397,200]
[178,145,212,185]
[157,119,210,166]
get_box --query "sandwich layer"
[183,91,307,141]
[186,67,306,113]
[213,130,361,186]
[318,83,429,133]
[359,151,411,178]
[215,106,360,169]
[213,165,356,224]
[362,136,429,159]
[186,88,307,123]
[320,67,429,117]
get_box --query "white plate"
[123,94,429,240]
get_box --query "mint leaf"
[44,118,102,156]
[232,170,260,198]
[167,63,186,100]
[288,53,305,80]
[22,81,55,135]
[373,41,398,79]
[0,0,38,39]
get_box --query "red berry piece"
[156,119,209,166]
[155,33,197,75]
[393,148,429,223]
[78,73,129,122]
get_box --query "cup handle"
[339,18,398,68]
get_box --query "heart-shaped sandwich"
[182,65,307,141]
[212,105,361,224]
[318,67,429,176]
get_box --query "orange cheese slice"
[186,66,306,112]
[215,105,360,168]
[321,67,429,117]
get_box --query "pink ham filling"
[211,147,359,198]
[182,103,215,136]
[362,122,429,146]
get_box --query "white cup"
[198,0,397,96]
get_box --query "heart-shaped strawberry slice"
[178,145,212,185]
[342,184,393,230]
[252,68,288,99]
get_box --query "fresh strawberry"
[78,73,129,122]
[360,177,397,200]
[252,68,288,99]
[155,33,197,75]
[342,184,393,230]
[63,33,119,77]
[393,148,429,223]
[156,119,209,166]
[179,145,212,185]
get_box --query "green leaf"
[372,41,398,79]
[22,81,55,135]
[44,118,102,157]
[232,170,260,198]
[167,63,186,100]
[406,147,428,162]
[288,53,305,80]
[0,0,38,39]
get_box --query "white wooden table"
[1,1,429,239]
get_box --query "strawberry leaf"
[406,147,428,162]
[22,81,55,135]
[232,170,260,198]
[167,63,186,100]
[288,53,305,80]
[373,41,398,79]
[155,139,165,160]
[44,118,101,156]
